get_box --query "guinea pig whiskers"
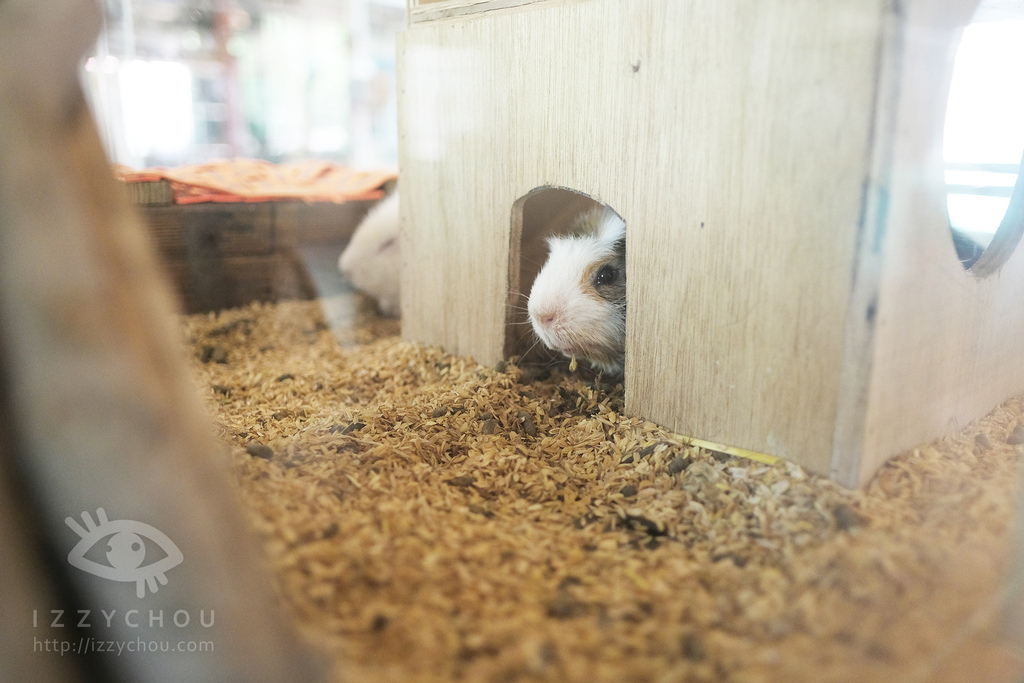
[518,334,546,361]
[518,255,548,268]
[505,301,532,313]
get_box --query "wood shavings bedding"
[182,299,1023,683]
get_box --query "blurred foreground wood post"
[0,1,326,680]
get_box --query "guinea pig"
[338,190,401,317]
[527,207,626,375]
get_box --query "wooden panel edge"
[829,3,905,488]
[408,0,569,24]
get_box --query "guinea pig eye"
[594,264,618,287]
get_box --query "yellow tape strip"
[672,433,780,466]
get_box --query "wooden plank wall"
[399,0,886,475]
[857,0,1024,484]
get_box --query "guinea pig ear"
[598,211,626,241]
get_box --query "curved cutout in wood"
[968,150,1024,278]
[505,186,625,369]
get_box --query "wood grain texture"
[399,0,1024,486]
[399,0,886,475]
[856,0,1024,485]
[409,0,558,24]
[828,2,908,487]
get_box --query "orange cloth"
[114,158,395,204]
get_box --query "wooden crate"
[397,0,1024,486]
[133,199,377,314]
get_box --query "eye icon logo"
[66,508,183,598]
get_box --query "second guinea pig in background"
[338,189,401,317]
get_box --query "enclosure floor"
[182,298,1024,683]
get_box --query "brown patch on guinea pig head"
[580,238,626,304]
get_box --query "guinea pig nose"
[537,312,557,328]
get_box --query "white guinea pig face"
[338,192,401,317]
[527,210,626,374]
